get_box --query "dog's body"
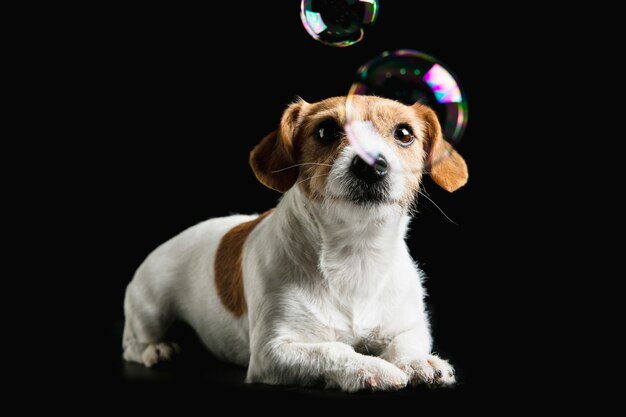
[123,96,468,391]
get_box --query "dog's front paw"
[331,356,409,392]
[397,354,455,387]
[140,342,181,367]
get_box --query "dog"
[123,96,468,391]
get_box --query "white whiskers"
[271,162,333,173]
[418,187,458,225]
[295,173,330,187]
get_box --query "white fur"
[123,140,455,391]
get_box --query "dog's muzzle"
[350,155,388,184]
[346,154,390,204]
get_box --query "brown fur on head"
[250,96,468,207]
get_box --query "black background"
[90,1,551,408]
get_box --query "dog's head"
[250,96,467,209]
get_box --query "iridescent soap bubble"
[345,50,468,170]
[300,0,379,47]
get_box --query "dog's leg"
[381,327,455,386]
[122,284,180,367]
[250,341,408,392]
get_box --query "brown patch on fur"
[413,103,468,192]
[298,135,347,201]
[214,211,273,317]
[250,100,306,192]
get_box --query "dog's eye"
[394,125,415,147]
[315,120,342,143]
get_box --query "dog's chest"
[324,301,393,356]
[339,326,392,356]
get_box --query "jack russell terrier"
[123,96,468,391]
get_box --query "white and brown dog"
[123,96,468,391]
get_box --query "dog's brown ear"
[250,100,307,192]
[414,103,468,192]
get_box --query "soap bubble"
[300,0,379,47]
[346,50,468,170]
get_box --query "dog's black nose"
[351,155,388,184]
